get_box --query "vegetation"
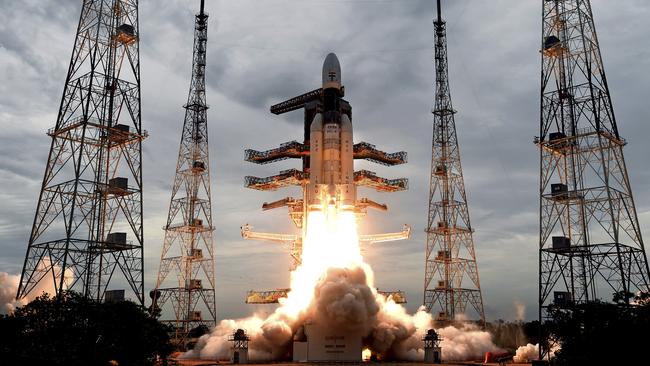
[0,292,173,366]
[543,292,650,365]
[486,292,650,365]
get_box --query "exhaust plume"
[187,210,500,361]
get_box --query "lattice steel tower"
[423,0,485,324]
[16,0,146,305]
[151,0,216,348]
[537,0,650,356]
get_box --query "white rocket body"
[307,53,356,212]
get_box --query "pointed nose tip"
[324,53,340,67]
[322,53,342,88]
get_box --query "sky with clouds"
[1,0,650,321]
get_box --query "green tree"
[545,292,650,365]
[0,292,172,366]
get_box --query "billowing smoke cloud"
[513,343,539,363]
[1,272,24,314]
[188,263,501,361]
[1,260,73,314]
[186,315,292,361]
[310,265,431,360]
[437,323,503,361]
[187,264,425,360]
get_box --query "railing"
[354,170,408,192]
[354,142,407,166]
[244,169,308,191]
[245,141,306,165]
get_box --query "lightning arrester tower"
[151,0,216,347]
[537,0,650,357]
[16,0,146,304]
[423,0,485,324]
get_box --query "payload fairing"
[242,53,409,274]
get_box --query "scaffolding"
[16,0,146,305]
[245,289,407,304]
[152,0,216,349]
[537,0,650,358]
[245,169,308,191]
[354,142,407,166]
[245,141,308,165]
[423,0,485,324]
[354,170,408,192]
[244,141,406,167]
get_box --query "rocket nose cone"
[322,53,342,87]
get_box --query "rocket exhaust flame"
[279,208,363,318]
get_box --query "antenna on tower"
[436,0,442,24]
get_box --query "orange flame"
[277,206,366,319]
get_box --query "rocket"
[243,53,410,254]
[307,53,356,212]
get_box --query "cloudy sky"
[1,0,650,321]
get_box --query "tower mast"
[537,0,650,358]
[423,0,486,324]
[17,0,146,305]
[152,0,216,348]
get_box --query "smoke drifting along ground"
[437,323,503,361]
[187,210,501,361]
[514,343,539,363]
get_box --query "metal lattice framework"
[244,141,406,167]
[244,288,407,305]
[152,0,216,348]
[537,0,650,357]
[16,0,145,305]
[423,0,485,324]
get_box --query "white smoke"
[437,323,503,361]
[185,316,292,361]
[0,260,74,314]
[188,263,501,361]
[310,265,431,360]
[513,343,539,363]
[514,301,526,321]
[187,264,429,361]
[513,343,560,362]
[0,272,24,314]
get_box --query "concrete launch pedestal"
[292,322,363,362]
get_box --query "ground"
[169,361,532,366]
